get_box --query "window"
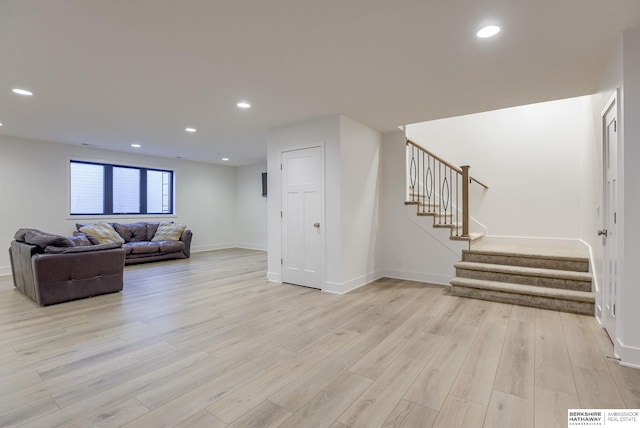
[70,160,174,215]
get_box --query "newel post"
[461,165,470,237]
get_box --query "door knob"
[597,229,608,237]
[313,223,320,228]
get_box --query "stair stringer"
[405,205,469,258]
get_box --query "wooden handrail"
[406,139,489,189]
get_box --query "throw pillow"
[151,222,186,241]
[14,228,41,242]
[69,234,92,246]
[79,222,125,245]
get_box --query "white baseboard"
[616,337,640,369]
[192,244,267,253]
[382,268,451,286]
[190,244,237,253]
[267,271,281,283]
[0,266,11,276]
[322,270,384,295]
[233,243,267,251]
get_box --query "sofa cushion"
[157,240,185,253]
[23,230,74,249]
[113,222,148,242]
[128,242,160,254]
[146,223,160,241]
[151,222,187,241]
[79,223,125,245]
[121,243,134,255]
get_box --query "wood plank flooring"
[0,248,637,427]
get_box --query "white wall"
[266,114,383,293]
[380,130,463,284]
[406,96,595,240]
[338,116,383,292]
[235,162,268,250]
[619,26,640,367]
[588,26,640,368]
[0,134,266,274]
[590,36,623,325]
[266,115,341,286]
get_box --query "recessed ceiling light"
[477,25,500,38]
[222,157,230,161]
[185,127,197,133]
[131,143,141,148]
[0,122,3,126]
[237,102,251,109]
[12,88,33,96]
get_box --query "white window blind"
[70,162,104,214]
[147,170,171,213]
[113,167,140,213]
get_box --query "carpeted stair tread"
[450,277,595,303]
[454,261,592,282]
[461,249,589,272]
[462,249,588,264]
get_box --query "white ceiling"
[1,0,639,165]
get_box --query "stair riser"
[462,252,589,272]
[451,286,594,316]
[455,268,592,292]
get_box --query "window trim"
[69,159,175,217]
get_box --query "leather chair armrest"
[31,248,125,306]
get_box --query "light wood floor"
[0,249,638,428]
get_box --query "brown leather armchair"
[9,229,126,306]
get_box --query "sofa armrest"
[9,241,41,303]
[31,248,126,306]
[180,229,192,258]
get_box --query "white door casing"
[281,146,324,289]
[601,91,619,339]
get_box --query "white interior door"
[281,146,324,288]
[602,92,618,339]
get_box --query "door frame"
[600,89,620,339]
[280,144,326,289]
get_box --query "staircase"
[405,139,595,315]
[405,139,488,242]
[450,249,595,315]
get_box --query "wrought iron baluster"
[442,166,450,224]
[449,167,453,227]
[456,172,459,236]
[425,155,433,212]
[409,145,417,201]
[421,150,424,212]
[438,162,441,223]
[432,155,435,212]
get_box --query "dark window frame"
[70,160,174,216]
